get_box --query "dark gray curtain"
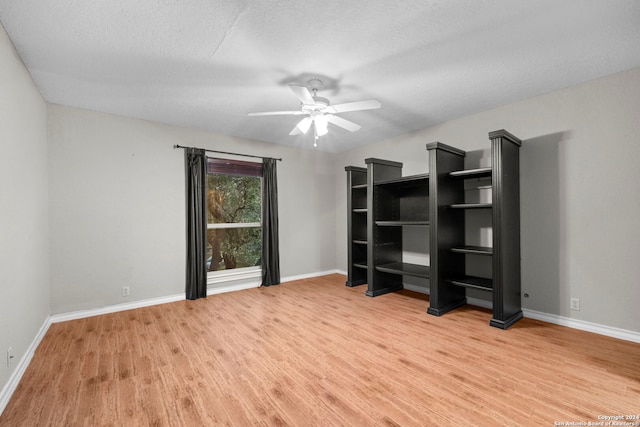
[184,148,207,299]
[261,158,280,286]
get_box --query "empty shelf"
[352,184,367,189]
[374,174,429,188]
[449,167,492,179]
[353,240,368,245]
[353,208,368,213]
[376,220,430,226]
[451,246,493,256]
[353,262,368,269]
[448,276,493,291]
[450,203,492,209]
[376,262,430,278]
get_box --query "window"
[206,157,262,283]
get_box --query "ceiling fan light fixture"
[314,115,328,136]
[248,81,381,145]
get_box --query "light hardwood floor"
[1,274,639,426]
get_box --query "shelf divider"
[375,262,430,279]
[447,276,493,291]
[450,246,492,256]
[375,220,429,226]
[449,203,492,209]
[449,167,492,179]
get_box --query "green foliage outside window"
[206,174,262,271]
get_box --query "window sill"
[207,267,261,285]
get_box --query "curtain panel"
[261,158,281,286]
[184,148,208,300]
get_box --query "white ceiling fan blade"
[289,117,312,135]
[326,114,361,132]
[327,99,381,114]
[248,110,305,116]
[289,84,315,105]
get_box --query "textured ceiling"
[1,1,640,152]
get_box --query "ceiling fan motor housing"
[302,96,329,113]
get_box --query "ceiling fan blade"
[248,110,305,116]
[326,114,361,132]
[327,99,381,114]
[289,84,315,105]
[289,117,312,135]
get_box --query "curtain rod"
[173,144,282,161]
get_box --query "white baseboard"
[281,269,341,283]
[49,270,340,324]
[50,293,186,323]
[0,316,52,416]
[400,282,639,342]
[465,297,639,342]
[522,309,640,343]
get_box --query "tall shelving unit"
[365,158,430,297]
[345,130,521,328]
[345,166,368,287]
[426,130,522,329]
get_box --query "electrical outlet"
[7,347,13,368]
[122,286,130,297]
[570,298,580,311]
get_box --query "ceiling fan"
[248,79,381,147]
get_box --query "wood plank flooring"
[1,274,639,426]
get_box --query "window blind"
[207,157,263,177]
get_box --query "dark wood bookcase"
[345,166,368,287]
[364,158,430,297]
[426,130,522,329]
[345,130,521,328]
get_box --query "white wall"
[335,67,640,332]
[0,25,50,394]
[48,105,336,314]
